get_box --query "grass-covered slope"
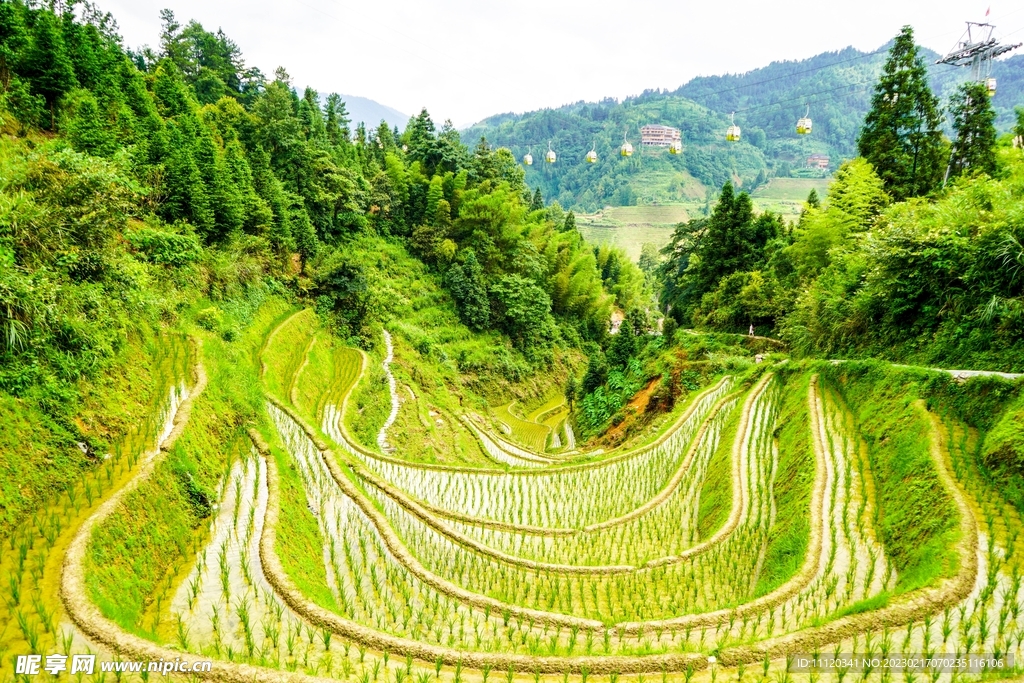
[84,300,285,635]
[752,370,814,597]
[820,362,963,592]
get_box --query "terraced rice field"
[17,309,1024,683]
[493,402,554,454]
[0,334,194,680]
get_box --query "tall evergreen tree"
[658,182,779,318]
[404,108,440,174]
[562,211,577,233]
[581,354,607,394]
[471,137,498,183]
[65,90,115,156]
[948,82,997,180]
[289,198,319,264]
[162,119,214,235]
[856,26,945,201]
[23,8,77,128]
[564,376,577,411]
[324,93,350,145]
[530,187,544,211]
[606,315,636,368]
[0,2,28,91]
[806,188,820,209]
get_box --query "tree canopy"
[856,26,945,201]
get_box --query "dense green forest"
[2,3,1021,474]
[464,41,1023,211]
[675,45,1024,156]
[462,99,769,211]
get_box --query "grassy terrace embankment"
[84,300,288,636]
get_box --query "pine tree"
[162,119,214,236]
[661,316,678,344]
[530,187,544,211]
[857,26,945,201]
[564,376,577,410]
[290,199,319,265]
[471,137,498,183]
[562,211,577,233]
[0,2,28,91]
[658,182,779,317]
[158,9,188,69]
[607,315,636,369]
[324,93,350,145]
[65,91,115,156]
[299,87,325,143]
[581,354,607,394]
[806,188,820,209]
[152,60,195,117]
[248,145,293,249]
[948,82,997,180]
[405,108,440,174]
[24,9,77,128]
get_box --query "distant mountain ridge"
[672,44,1023,151]
[338,93,409,130]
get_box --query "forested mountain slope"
[652,29,1024,374]
[465,43,1023,210]
[676,47,1023,152]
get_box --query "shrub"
[126,226,202,267]
[196,307,221,331]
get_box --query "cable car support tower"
[935,21,1020,90]
[937,21,1020,185]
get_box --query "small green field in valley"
[577,204,695,260]
[577,177,833,262]
[751,177,833,220]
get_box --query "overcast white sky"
[97,0,1024,127]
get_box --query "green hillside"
[464,44,1023,213]
[678,48,1024,154]
[463,98,767,212]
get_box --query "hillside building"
[640,124,682,148]
[807,154,830,169]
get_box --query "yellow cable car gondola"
[986,77,997,96]
[726,112,741,142]
[523,146,533,166]
[545,141,556,164]
[620,129,633,157]
[669,139,682,155]
[586,147,598,163]
[796,105,812,135]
